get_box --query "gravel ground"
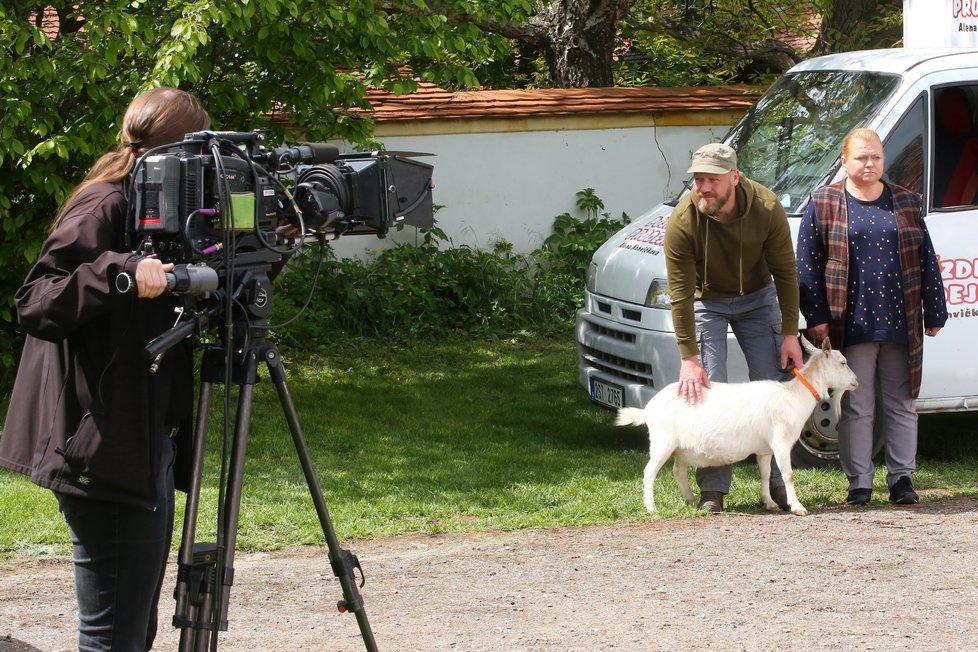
[2,494,978,652]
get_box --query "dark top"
[797,187,946,346]
[0,182,194,508]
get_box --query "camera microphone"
[270,143,339,167]
[181,131,337,165]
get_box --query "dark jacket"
[800,180,948,398]
[664,176,800,359]
[0,182,194,509]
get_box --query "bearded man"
[662,143,803,513]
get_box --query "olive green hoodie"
[663,176,799,359]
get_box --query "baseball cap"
[687,143,737,174]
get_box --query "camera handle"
[173,341,378,652]
[116,264,220,297]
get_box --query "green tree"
[0,0,507,382]
[618,0,903,87]
[813,0,903,55]
[403,0,637,88]
[391,1,903,89]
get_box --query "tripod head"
[135,250,281,372]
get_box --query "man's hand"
[780,333,803,371]
[677,355,711,404]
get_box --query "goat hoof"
[762,501,781,513]
[791,505,808,516]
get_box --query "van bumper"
[575,305,682,410]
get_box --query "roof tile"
[364,83,764,122]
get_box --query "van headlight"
[586,262,597,292]
[645,278,671,308]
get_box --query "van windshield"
[725,71,901,214]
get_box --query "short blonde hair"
[842,127,883,157]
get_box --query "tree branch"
[627,15,802,72]
[373,0,550,45]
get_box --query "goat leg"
[643,441,675,513]
[757,454,781,512]
[773,447,808,516]
[671,458,697,506]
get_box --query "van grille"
[593,324,636,343]
[580,346,654,386]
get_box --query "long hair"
[53,87,211,230]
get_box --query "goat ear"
[821,337,832,352]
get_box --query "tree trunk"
[533,1,635,87]
[413,0,637,87]
[815,0,903,54]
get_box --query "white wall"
[326,122,733,259]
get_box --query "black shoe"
[698,491,725,513]
[846,488,872,506]
[770,484,790,511]
[889,476,920,504]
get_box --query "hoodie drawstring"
[703,215,745,296]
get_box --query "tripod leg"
[211,360,259,630]
[174,346,260,651]
[174,364,216,651]
[261,345,379,652]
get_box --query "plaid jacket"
[808,180,930,397]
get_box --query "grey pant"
[839,342,917,490]
[693,284,788,493]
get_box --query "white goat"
[616,338,858,516]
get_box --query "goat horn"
[800,334,818,354]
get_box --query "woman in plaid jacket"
[797,128,947,507]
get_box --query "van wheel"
[791,388,885,468]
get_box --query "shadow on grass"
[918,412,978,460]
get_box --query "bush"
[269,189,630,349]
[533,188,629,280]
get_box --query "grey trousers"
[693,284,789,493]
[839,342,917,490]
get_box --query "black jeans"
[56,440,175,651]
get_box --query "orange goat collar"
[793,368,821,400]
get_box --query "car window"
[884,93,925,196]
[726,70,900,214]
[930,85,978,208]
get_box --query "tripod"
[171,324,377,651]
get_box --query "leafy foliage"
[268,189,629,350]
[536,188,630,279]
[618,0,816,86]
[0,0,508,386]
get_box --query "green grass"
[2,331,977,560]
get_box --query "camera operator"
[0,87,211,651]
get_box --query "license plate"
[590,378,624,409]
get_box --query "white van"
[576,48,978,466]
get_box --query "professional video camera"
[119,128,435,362]
[127,129,434,266]
[123,131,433,650]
